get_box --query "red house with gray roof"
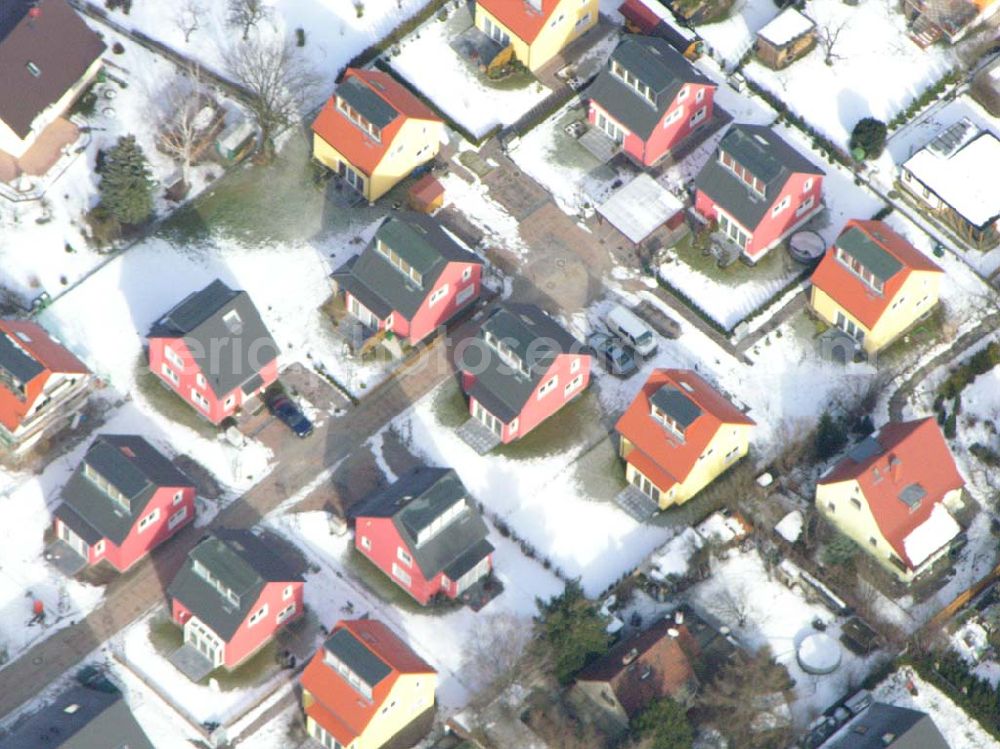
[587,35,716,166]
[0,318,92,455]
[816,418,966,582]
[615,369,754,510]
[459,303,590,445]
[52,434,196,573]
[694,124,825,261]
[311,68,443,202]
[351,466,494,606]
[147,279,280,426]
[331,212,483,346]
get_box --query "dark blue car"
[268,394,314,438]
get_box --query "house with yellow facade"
[311,69,444,203]
[809,220,944,355]
[300,618,437,749]
[816,418,966,583]
[615,369,755,511]
[474,0,599,72]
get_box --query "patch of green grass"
[483,66,538,91]
[571,437,626,502]
[877,304,946,370]
[431,380,471,429]
[345,545,462,616]
[495,389,604,461]
[545,106,606,173]
[133,356,218,439]
[147,614,183,657]
[206,640,280,691]
[667,233,802,287]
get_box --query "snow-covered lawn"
[744,0,958,151]
[269,509,563,710]
[93,0,431,95]
[695,0,782,66]
[688,548,881,724]
[389,4,552,139]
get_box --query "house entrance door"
[473,401,503,437]
[630,471,660,504]
[59,522,88,558]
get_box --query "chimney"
[622,647,638,665]
[888,454,902,482]
[674,610,684,625]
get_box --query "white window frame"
[164,345,185,370]
[360,535,372,550]
[570,358,580,374]
[173,490,184,506]
[94,539,106,555]
[138,508,161,533]
[195,373,207,389]
[563,374,584,397]
[664,107,684,127]
[276,602,296,624]
[283,585,294,601]
[537,376,558,399]
[168,505,188,530]
[249,604,269,627]
[689,106,707,128]
[462,266,472,281]
[508,418,519,435]
[161,363,180,385]
[771,195,791,217]
[795,195,815,217]
[190,389,210,412]
[392,562,412,587]
[695,87,705,103]
[803,177,814,193]
[429,284,450,307]
[677,85,689,101]
[397,547,413,567]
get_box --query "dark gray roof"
[461,303,581,423]
[650,385,701,428]
[337,76,399,129]
[0,684,153,749]
[52,501,103,546]
[587,35,712,140]
[55,435,193,546]
[167,529,303,641]
[0,328,43,385]
[899,483,927,508]
[826,702,949,749]
[148,279,279,400]
[0,0,106,140]
[835,226,904,282]
[352,466,493,579]
[324,628,393,687]
[847,436,884,463]
[694,124,824,230]
[332,212,481,321]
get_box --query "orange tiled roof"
[810,220,942,330]
[615,369,754,491]
[477,0,565,43]
[299,619,435,745]
[311,68,440,176]
[818,418,964,569]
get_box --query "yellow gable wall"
[475,0,598,71]
[809,269,943,354]
[312,118,443,203]
[623,421,753,509]
[355,672,438,749]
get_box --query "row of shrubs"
[341,0,449,73]
[904,651,1000,739]
[936,340,1000,401]
[887,69,962,131]
[491,513,571,582]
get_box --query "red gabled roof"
[619,0,663,33]
[300,619,435,745]
[810,220,943,330]
[311,68,440,176]
[615,369,754,491]
[818,418,965,569]
[0,320,89,432]
[477,0,565,43]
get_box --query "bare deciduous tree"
[707,585,754,628]
[819,21,850,66]
[155,65,211,186]
[228,0,269,41]
[174,0,205,44]
[462,612,533,695]
[226,36,319,162]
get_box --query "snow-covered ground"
[745,0,958,150]
[269,508,563,710]
[688,548,881,725]
[93,0,430,96]
[389,4,552,139]
[695,0,782,66]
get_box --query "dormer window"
[222,309,243,334]
[484,330,530,376]
[192,559,240,608]
[651,405,685,441]
[375,239,423,286]
[834,245,885,294]
[26,61,40,77]
[610,60,655,105]
[415,498,467,547]
[83,463,131,512]
[719,151,765,196]
[335,95,382,142]
[323,650,373,699]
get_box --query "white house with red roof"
[816,418,966,582]
[311,68,444,202]
[0,318,93,455]
[809,220,944,354]
[474,0,599,72]
[615,369,755,511]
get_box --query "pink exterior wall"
[149,337,279,425]
[406,261,482,344]
[588,83,716,167]
[223,580,304,668]
[464,352,591,444]
[694,171,823,259]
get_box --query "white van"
[605,304,657,357]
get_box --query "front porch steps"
[614,484,660,522]
[455,417,502,455]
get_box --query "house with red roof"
[474,0,599,72]
[459,303,590,446]
[618,0,704,59]
[693,124,825,262]
[351,467,494,606]
[147,279,280,426]
[52,435,196,574]
[810,220,944,354]
[0,318,93,455]
[300,618,437,749]
[167,529,305,676]
[816,418,966,582]
[331,212,483,346]
[615,369,755,510]
[586,35,717,166]
[311,68,444,202]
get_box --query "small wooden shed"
[754,8,816,69]
[408,173,445,213]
